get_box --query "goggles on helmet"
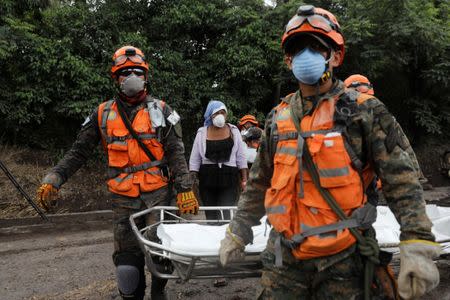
[285,6,340,35]
[113,54,145,67]
[118,68,146,77]
[348,82,373,93]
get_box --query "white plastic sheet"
[374,205,450,244]
[157,206,450,256]
[157,216,269,256]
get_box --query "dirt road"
[0,213,260,300]
[1,211,450,300]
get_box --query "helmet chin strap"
[313,51,334,103]
[319,50,334,84]
[320,70,332,84]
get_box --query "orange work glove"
[36,183,59,212]
[176,190,199,214]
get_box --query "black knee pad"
[114,253,146,300]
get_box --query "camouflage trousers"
[257,248,397,300]
[111,185,174,265]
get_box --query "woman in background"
[189,100,248,221]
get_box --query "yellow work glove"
[398,240,441,299]
[176,190,199,214]
[219,227,246,267]
[36,183,59,212]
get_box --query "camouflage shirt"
[230,80,434,265]
[44,95,191,193]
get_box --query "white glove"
[398,240,441,299]
[219,227,246,267]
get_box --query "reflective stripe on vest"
[319,166,350,178]
[276,146,297,156]
[113,174,133,183]
[266,205,286,214]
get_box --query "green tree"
[339,0,450,138]
[0,0,448,152]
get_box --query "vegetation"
[1,0,448,151]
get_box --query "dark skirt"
[198,164,239,189]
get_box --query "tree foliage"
[0,0,448,150]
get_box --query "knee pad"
[116,265,141,296]
[114,253,146,299]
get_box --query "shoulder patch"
[276,106,291,121]
[107,110,117,121]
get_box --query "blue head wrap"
[203,100,227,126]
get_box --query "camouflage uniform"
[397,127,429,186]
[44,96,191,298]
[229,81,434,299]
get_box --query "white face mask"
[120,74,145,97]
[212,114,226,128]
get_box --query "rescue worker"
[219,5,440,300]
[238,114,259,135]
[345,74,432,190]
[239,115,261,169]
[344,74,375,95]
[242,126,263,169]
[36,45,199,300]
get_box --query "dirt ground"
[1,143,450,300]
[0,222,260,300]
[1,221,449,300]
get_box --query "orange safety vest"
[265,92,375,259]
[97,99,168,197]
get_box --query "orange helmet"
[239,115,259,128]
[111,46,149,78]
[344,74,374,95]
[281,5,345,65]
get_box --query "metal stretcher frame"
[131,206,450,282]
[130,206,263,282]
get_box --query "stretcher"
[130,206,266,281]
[130,205,450,282]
